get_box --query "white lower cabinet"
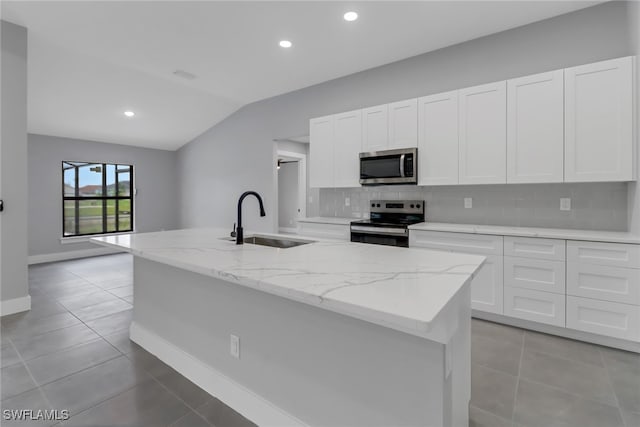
[297,222,350,240]
[504,287,565,327]
[567,296,640,341]
[567,263,640,305]
[504,256,565,294]
[471,255,504,314]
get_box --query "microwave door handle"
[399,154,405,177]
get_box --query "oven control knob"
[410,204,415,208]
[376,204,380,207]
[417,204,421,208]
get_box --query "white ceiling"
[2,1,602,151]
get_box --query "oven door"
[350,225,409,248]
[359,148,417,185]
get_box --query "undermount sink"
[220,235,315,248]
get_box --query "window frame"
[62,161,135,238]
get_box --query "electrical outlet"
[345,197,350,207]
[464,198,472,209]
[560,198,571,211]
[230,334,240,359]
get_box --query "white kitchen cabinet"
[472,255,504,314]
[567,296,640,341]
[567,263,640,305]
[564,56,634,182]
[333,110,362,188]
[504,287,566,327]
[507,70,564,183]
[361,104,388,152]
[504,256,566,294]
[567,240,640,269]
[504,236,566,261]
[388,98,418,149]
[418,91,459,186]
[459,81,507,184]
[309,115,335,188]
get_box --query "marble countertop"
[91,228,484,339]
[296,217,353,225]
[409,222,640,244]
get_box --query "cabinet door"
[504,287,565,327]
[388,98,418,149]
[309,115,334,188]
[361,104,388,152]
[565,56,634,182]
[567,296,640,341]
[333,110,362,188]
[459,81,507,184]
[418,91,459,186]
[504,256,566,294]
[472,254,504,314]
[507,70,564,183]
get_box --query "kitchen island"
[92,228,485,427]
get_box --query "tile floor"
[0,254,638,427]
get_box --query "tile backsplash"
[319,182,628,231]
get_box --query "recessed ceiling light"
[279,40,292,48]
[343,11,358,22]
[124,111,135,117]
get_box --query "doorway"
[276,150,306,234]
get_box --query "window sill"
[60,231,135,245]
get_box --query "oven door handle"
[399,154,405,177]
[350,225,408,236]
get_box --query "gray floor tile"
[56,290,121,311]
[11,323,101,361]
[63,378,190,427]
[126,347,173,379]
[196,398,256,427]
[67,298,132,323]
[471,364,518,420]
[520,348,617,405]
[154,367,212,409]
[108,285,134,298]
[103,330,140,354]
[26,338,120,385]
[514,378,623,427]
[2,312,81,339]
[622,411,640,427]
[1,362,38,400]
[18,299,68,321]
[472,332,522,376]
[41,356,151,417]
[602,347,640,413]
[469,405,512,427]
[1,388,57,427]
[524,330,604,367]
[472,319,524,346]
[84,309,132,336]
[2,344,21,368]
[170,411,212,427]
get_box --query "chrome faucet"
[236,191,266,244]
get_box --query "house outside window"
[62,161,134,237]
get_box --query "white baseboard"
[129,322,307,427]
[1,295,31,316]
[28,247,122,265]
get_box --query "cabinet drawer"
[504,287,565,327]
[409,231,503,255]
[567,296,640,342]
[504,237,565,260]
[567,263,640,305]
[297,222,349,240]
[567,241,640,268]
[504,256,565,294]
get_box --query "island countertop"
[91,228,485,339]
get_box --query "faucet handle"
[230,222,237,238]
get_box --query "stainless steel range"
[350,200,425,248]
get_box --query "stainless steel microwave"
[359,148,417,185]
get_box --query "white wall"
[278,162,298,230]
[177,2,633,232]
[1,20,29,310]
[28,134,179,257]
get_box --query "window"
[62,161,134,237]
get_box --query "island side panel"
[131,256,457,426]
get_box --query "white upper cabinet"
[388,98,418,149]
[309,115,334,188]
[459,81,507,184]
[361,104,388,152]
[418,91,459,186]
[333,110,362,188]
[507,70,564,183]
[565,56,634,182]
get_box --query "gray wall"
[628,2,640,235]
[177,1,633,232]
[1,21,29,303]
[278,162,299,230]
[28,134,179,256]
